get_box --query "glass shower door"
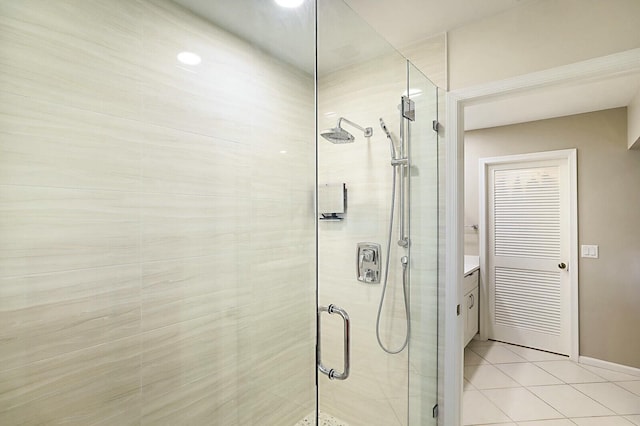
[316,1,440,424]
[407,61,440,426]
[0,1,317,425]
[0,0,442,424]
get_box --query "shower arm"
[338,117,373,137]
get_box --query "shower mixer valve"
[356,242,381,284]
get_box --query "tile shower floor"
[296,412,349,426]
[463,340,640,425]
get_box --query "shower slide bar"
[397,95,414,248]
[317,305,351,380]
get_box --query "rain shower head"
[321,117,373,144]
[320,126,355,143]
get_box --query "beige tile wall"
[0,0,315,424]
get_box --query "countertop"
[464,255,479,276]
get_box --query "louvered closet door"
[487,159,570,355]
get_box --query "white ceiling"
[342,0,530,47]
[172,0,639,130]
[173,0,315,72]
[172,0,527,75]
[341,0,640,130]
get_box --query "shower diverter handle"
[356,242,381,283]
[317,305,350,380]
[359,248,374,273]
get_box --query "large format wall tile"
[249,144,315,201]
[140,311,239,404]
[140,192,251,262]
[140,128,251,197]
[0,265,141,372]
[137,0,257,142]
[0,185,140,277]
[0,336,141,425]
[141,371,239,425]
[0,0,144,120]
[141,254,249,332]
[0,0,316,424]
[0,92,142,191]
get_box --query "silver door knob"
[558,262,567,270]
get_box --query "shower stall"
[0,0,441,425]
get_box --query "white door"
[482,150,577,356]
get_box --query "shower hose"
[375,162,410,354]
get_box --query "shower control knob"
[365,270,375,283]
[362,249,375,262]
[356,242,381,284]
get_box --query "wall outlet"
[581,244,599,258]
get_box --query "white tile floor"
[463,340,640,425]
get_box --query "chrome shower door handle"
[317,304,350,380]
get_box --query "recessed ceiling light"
[275,0,305,8]
[177,51,202,66]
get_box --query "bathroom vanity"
[463,255,480,346]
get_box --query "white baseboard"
[579,356,640,377]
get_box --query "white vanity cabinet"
[463,270,479,346]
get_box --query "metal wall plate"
[356,242,381,283]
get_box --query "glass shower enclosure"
[317,2,439,424]
[0,0,439,424]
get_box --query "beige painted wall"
[0,0,315,424]
[448,0,640,89]
[464,108,640,368]
[628,88,640,149]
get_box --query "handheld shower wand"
[379,117,392,138]
[379,118,397,160]
[376,117,410,355]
